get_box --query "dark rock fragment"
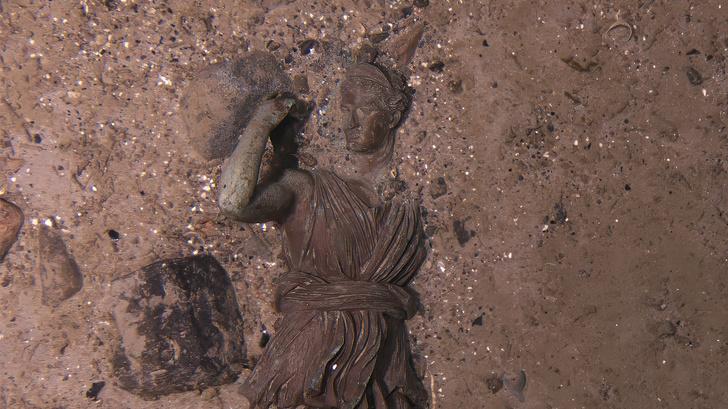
[297,39,318,55]
[86,381,105,400]
[413,0,429,7]
[686,67,703,85]
[38,226,83,307]
[428,61,445,73]
[107,229,120,240]
[429,176,447,199]
[0,198,23,261]
[453,219,474,246]
[180,52,292,160]
[110,255,245,399]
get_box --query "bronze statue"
[217,62,427,409]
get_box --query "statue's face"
[339,77,399,153]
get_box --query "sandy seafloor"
[1,0,727,408]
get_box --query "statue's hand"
[218,96,295,220]
[249,96,296,133]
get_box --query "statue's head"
[339,64,410,154]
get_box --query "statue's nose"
[348,108,361,129]
[354,107,369,128]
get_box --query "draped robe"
[241,170,427,409]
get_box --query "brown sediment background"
[1,1,727,408]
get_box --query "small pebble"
[429,61,445,73]
[86,381,105,401]
[686,67,703,86]
[298,39,318,55]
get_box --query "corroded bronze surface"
[241,170,427,409]
[217,62,426,408]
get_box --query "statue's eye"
[356,107,370,119]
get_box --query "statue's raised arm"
[217,96,311,224]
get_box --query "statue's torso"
[281,170,380,281]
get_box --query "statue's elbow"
[217,189,238,218]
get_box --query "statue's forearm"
[218,98,294,219]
